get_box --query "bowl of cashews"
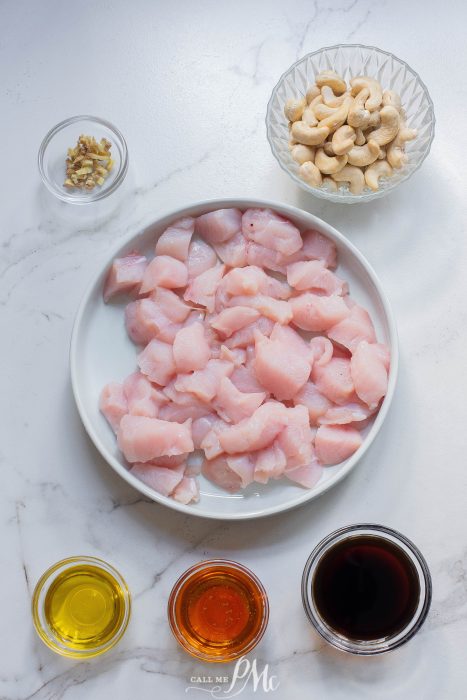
[266,44,435,203]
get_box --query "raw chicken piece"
[172,476,200,504]
[227,295,292,324]
[224,316,274,349]
[315,425,362,465]
[200,418,230,459]
[104,254,147,302]
[213,231,248,267]
[219,402,289,454]
[210,306,260,338]
[158,402,211,423]
[185,451,203,476]
[175,359,234,402]
[291,293,349,331]
[186,239,218,278]
[163,378,210,408]
[215,377,266,424]
[286,260,347,295]
[140,255,188,293]
[285,459,323,488]
[173,322,211,372]
[100,383,128,432]
[130,463,184,496]
[154,217,194,261]
[278,405,314,469]
[219,346,247,366]
[117,415,193,462]
[226,454,255,488]
[319,402,372,425]
[150,288,192,323]
[123,371,167,418]
[254,443,287,483]
[327,304,377,353]
[202,456,242,492]
[242,208,302,257]
[293,382,332,425]
[312,358,354,405]
[125,299,169,345]
[222,266,267,295]
[230,364,267,394]
[351,341,390,410]
[195,208,242,244]
[254,332,310,401]
[150,454,187,468]
[184,264,225,312]
[309,336,333,367]
[137,338,176,386]
[246,243,287,274]
[301,229,337,268]
[191,414,218,449]
[270,323,313,366]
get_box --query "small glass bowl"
[302,524,432,655]
[38,115,128,204]
[266,44,435,203]
[168,559,269,662]
[32,556,131,658]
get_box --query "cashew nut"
[386,124,417,169]
[315,148,348,174]
[291,144,316,165]
[314,102,340,121]
[306,85,321,104]
[323,141,335,156]
[347,88,370,128]
[367,110,381,129]
[331,125,356,155]
[284,97,306,122]
[302,94,322,125]
[365,160,393,190]
[378,147,387,160]
[321,85,348,108]
[317,96,351,133]
[369,106,400,146]
[382,89,402,112]
[331,165,365,194]
[347,139,381,167]
[322,176,338,192]
[299,161,323,187]
[350,76,383,112]
[355,128,366,146]
[315,70,347,95]
[291,122,330,146]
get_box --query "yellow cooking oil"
[43,564,127,651]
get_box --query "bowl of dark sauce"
[302,524,432,654]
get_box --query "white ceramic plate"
[71,198,398,520]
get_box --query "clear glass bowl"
[38,116,128,204]
[266,44,435,203]
[301,524,432,654]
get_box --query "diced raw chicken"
[219,346,247,366]
[230,364,267,394]
[210,306,260,338]
[137,338,176,386]
[285,459,323,488]
[351,341,390,410]
[215,377,266,424]
[226,454,255,488]
[150,454,187,468]
[319,402,372,425]
[270,323,313,366]
[158,402,211,423]
[191,414,218,449]
[278,405,314,469]
[150,288,192,323]
[185,451,203,476]
[184,265,226,312]
[130,463,184,496]
[175,359,234,402]
[312,358,354,405]
[195,208,242,244]
[154,217,194,262]
[327,304,377,353]
[100,382,128,432]
[309,336,333,366]
[254,332,310,400]
[186,239,218,278]
[213,231,248,267]
[117,415,193,462]
[219,402,289,454]
[172,476,200,504]
[286,260,347,295]
[227,295,292,324]
[163,378,210,408]
[202,456,242,492]
[173,322,211,372]
[123,371,167,418]
[104,254,147,303]
[224,316,274,349]
[222,266,266,295]
[315,424,362,465]
[200,418,230,459]
[125,299,180,346]
[301,229,337,268]
[291,293,349,331]
[140,255,188,293]
[293,381,332,425]
[242,208,302,257]
[254,443,287,483]
[246,243,287,274]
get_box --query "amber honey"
[168,560,269,662]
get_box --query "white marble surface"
[2,0,467,698]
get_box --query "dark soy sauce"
[312,536,420,640]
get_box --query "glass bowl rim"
[31,555,131,658]
[167,558,270,662]
[266,43,436,203]
[301,523,432,655]
[37,114,129,204]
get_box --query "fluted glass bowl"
[266,44,435,203]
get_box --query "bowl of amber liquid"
[168,559,269,662]
[32,556,131,658]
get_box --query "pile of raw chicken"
[100,207,390,506]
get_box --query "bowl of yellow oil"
[32,556,131,658]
